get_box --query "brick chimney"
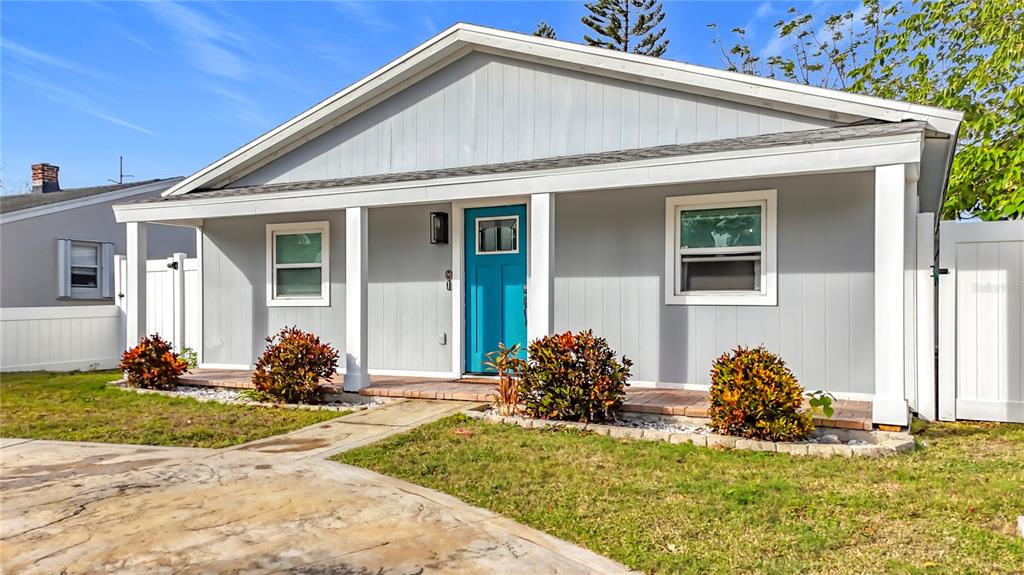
[31,163,60,194]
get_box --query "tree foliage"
[711,0,1024,220]
[534,20,557,39]
[582,0,669,57]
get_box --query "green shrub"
[252,326,339,404]
[519,330,632,423]
[119,334,188,390]
[179,346,199,369]
[708,345,813,441]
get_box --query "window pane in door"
[71,244,98,266]
[477,218,517,253]
[681,206,761,249]
[275,233,322,264]
[681,257,759,291]
[276,268,322,296]
[71,266,98,288]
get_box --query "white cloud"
[755,1,773,19]
[146,1,250,80]
[206,85,272,129]
[1,38,111,80]
[333,1,395,32]
[7,71,155,135]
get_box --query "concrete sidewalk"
[227,398,475,459]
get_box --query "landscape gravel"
[166,386,382,410]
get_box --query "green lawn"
[336,415,1024,574]
[0,371,342,448]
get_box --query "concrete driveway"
[1,420,632,574]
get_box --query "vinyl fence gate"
[115,253,200,354]
[938,220,1024,423]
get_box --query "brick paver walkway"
[182,370,872,430]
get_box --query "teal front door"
[465,205,527,373]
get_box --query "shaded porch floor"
[180,370,872,431]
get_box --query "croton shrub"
[519,330,632,423]
[119,334,188,390]
[708,345,813,441]
[252,326,339,404]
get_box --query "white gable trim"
[117,129,923,223]
[162,23,961,199]
[0,178,182,225]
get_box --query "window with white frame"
[58,239,114,300]
[664,190,777,306]
[475,215,519,254]
[266,221,330,306]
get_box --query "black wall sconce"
[430,212,449,244]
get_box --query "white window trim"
[474,214,520,255]
[664,189,777,306]
[69,240,102,299]
[266,221,330,307]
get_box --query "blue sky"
[1,0,856,192]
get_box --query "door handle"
[444,270,453,291]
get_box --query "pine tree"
[582,0,669,57]
[534,20,557,39]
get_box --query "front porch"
[180,369,873,431]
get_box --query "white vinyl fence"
[0,305,122,371]
[939,220,1024,423]
[0,254,198,372]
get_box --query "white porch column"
[125,222,147,350]
[528,193,555,344]
[873,164,910,426]
[344,206,370,391]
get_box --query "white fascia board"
[161,23,961,199]
[115,132,923,224]
[0,178,182,225]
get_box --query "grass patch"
[0,370,343,448]
[336,416,1024,574]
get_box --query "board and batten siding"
[200,205,452,371]
[201,211,347,366]
[232,52,836,187]
[368,204,452,372]
[553,173,876,395]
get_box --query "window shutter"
[57,239,72,298]
[100,242,115,298]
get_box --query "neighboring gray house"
[1,164,195,308]
[114,24,963,427]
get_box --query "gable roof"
[0,177,182,222]
[146,121,924,205]
[164,23,963,198]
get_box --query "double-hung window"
[266,221,330,307]
[665,190,777,306]
[57,239,114,300]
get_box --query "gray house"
[1,164,194,308]
[114,24,963,427]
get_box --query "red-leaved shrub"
[119,334,188,390]
[252,326,339,404]
[519,330,632,423]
